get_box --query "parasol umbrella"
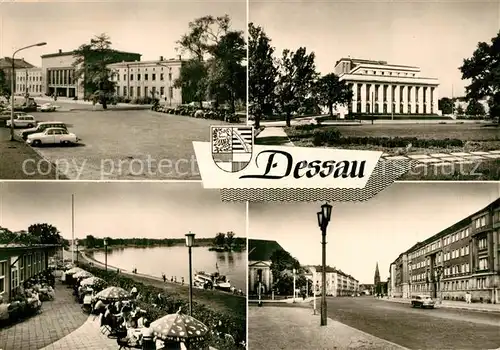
[80,276,106,287]
[151,309,209,343]
[65,267,83,275]
[95,286,130,301]
[73,270,93,279]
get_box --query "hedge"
[77,262,245,350]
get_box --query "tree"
[460,31,500,123]
[438,97,453,115]
[0,69,11,99]
[225,231,235,247]
[269,249,304,295]
[73,33,117,109]
[248,23,278,129]
[206,30,246,113]
[456,105,464,116]
[466,100,486,118]
[28,223,64,245]
[314,73,353,117]
[176,15,231,107]
[276,47,317,127]
[213,232,226,247]
[85,235,97,248]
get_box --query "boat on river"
[194,271,231,291]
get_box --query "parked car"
[26,127,78,146]
[21,121,67,140]
[6,114,37,128]
[39,103,58,112]
[411,295,435,309]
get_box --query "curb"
[384,299,500,313]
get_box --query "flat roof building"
[334,58,439,118]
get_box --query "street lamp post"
[104,239,108,271]
[10,42,47,141]
[185,231,195,316]
[75,239,79,264]
[292,268,296,303]
[317,203,333,326]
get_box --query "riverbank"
[80,252,246,317]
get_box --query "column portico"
[360,83,367,113]
[410,86,416,114]
[432,87,438,114]
[387,84,393,114]
[352,83,358,113]
[394,85,400,114]
[418,86,424,114]
[402,85,408,114]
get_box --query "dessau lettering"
[240,150,366,180]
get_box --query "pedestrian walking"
[181,277,184,285]
[162,274,166,283]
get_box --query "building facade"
[15,68,43,96]
[334,58,439,117]
[248,239,284,295]
[0,57,35,96]
[390,198,500,303]
[108,56,183,106]
[40,49,141,99]
[0,244,59,302]
[305,265,359,296]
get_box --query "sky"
[250,0,500,98]
[0,182,246,241]
[249,182,500,284]
[0,0,246,66]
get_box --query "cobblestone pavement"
[382,150,500,165]
[0,281,88,350]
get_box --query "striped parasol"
[95,286,130,301]
[73,270,93,279]
[151,309,209,342]
[80,276,106,287]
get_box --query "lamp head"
[104,239,107,246]
[75,239,79,247]
[185,231,195,247]
[36,42,47,47]
[316,212,323,228]
[321,203,333,222]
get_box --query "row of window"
[16,84,43,93]
[17,75,42,82]
[444,263,470,276]
[475,215,488,229]
[409,226,472,260]
[353,102,434,114]
[478,237,488,250]
[47,69,75,86]
[116,72,172,82]
[443,246,470,261]
[444,228,470,246]
[411,277,488,291]
[116,86,174,99]
[361,69,417,77]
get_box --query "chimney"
[159,56,164,61]
[177,55,181,60]
[58,49,62,54]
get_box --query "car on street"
[411,294,435,309]
[6,114,37,128]
[39,103,58,112]
[21,121,68,140]
[26,127,78,147]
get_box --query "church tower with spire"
[374,262,381,285]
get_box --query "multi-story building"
[40,49,141,99]
[15,68,43,96]
[0,57,36,95]
[334,58,439,118]
[390,197,500,303]
[108,56,183,106]
[305,265,359,296]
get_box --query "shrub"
[312,128,342,146]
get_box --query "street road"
[17,108,220,180]
[326,297,500,349]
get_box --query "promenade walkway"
[0,280,88,350]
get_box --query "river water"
[91,246,247,291]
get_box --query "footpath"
[248,305,407,350]
[384,297,500,313]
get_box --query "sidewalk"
[0,280,88,350]
[384,297,500,313]
[249,305,407,350]
[255,127,294,146]
[248,296,316,304]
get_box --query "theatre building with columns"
[334,58,439,117]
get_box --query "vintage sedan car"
[411,295,435,309]
[39,103,58,112]
[6,114,37,128]
[21,121,67,140]
[26,127,78,146]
